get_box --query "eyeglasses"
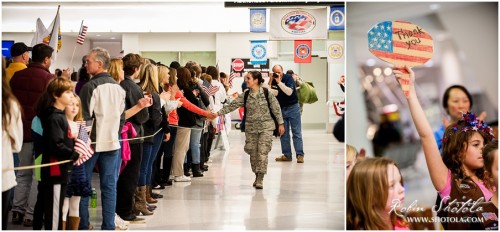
[85,59,100,64]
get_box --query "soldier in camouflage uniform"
[213,71,284,189]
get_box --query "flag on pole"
[77,25,88,45]
[74,122,94,166]
[229,72,237,88]
[46,7,61,61]
[31,18,48,46]
[31,6,61,61]
[294,40,312,63]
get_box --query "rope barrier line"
[5,160,72,172]
[3,124,209,172]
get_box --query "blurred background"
[346,2,498,207]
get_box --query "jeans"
[161,127,177,179]
[280,103,304,159]
[139,132,164,186]
[185,128,202,164]
[12,142,37,220]
[79,149,121,230]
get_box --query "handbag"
[298,81,318,104]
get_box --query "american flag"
[286,13,314,31]
[229,72,237,88]
[74,122,93,166]
[202,80,219,96]
[76,25,88,45]
[368,21,433,67]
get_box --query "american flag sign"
[74,122,94,166]
[76,25,88,45]
[368,21,434,96]
[368,21,433,66]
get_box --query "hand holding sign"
[368,21,434,96]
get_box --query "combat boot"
[255,173,264,189]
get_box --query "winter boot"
[255,173,264,189]
[62,220,66,230]
[183,163,191,177]
[67,216,80,230]
[134,186,153,216]
[192,164,204,177]
[146,186,158,204]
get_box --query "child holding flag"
[61,94,93,230]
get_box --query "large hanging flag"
[31,6,61,61]
[327,40,344,63]
[31,18,48,46]
[250,40,267,65]
[77,24,88,45]
[270,8,327,40]
[329,6,345,30]
[294,40,312,63]
[250,8,266,32]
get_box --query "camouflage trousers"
[244,130,273,175]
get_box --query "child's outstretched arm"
[393,65,448,191]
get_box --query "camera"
[272,73,279,78]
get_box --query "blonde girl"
[61,94,92,229]
[394,66,496,230]
[347,157,408,230]
[109,58,124,83]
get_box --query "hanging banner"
[250,40,267,65]
[329,6,345,30]
[250,8,266,33]
[327,40,344,63]
[294,40,312,63]
[270,8,327,40]
[231,58,270,79]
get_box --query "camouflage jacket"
[218,86,283,133]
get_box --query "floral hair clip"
[442,111,495,144]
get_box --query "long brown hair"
[176,67,191,90]
[346,157,407,230]
[2,56,22,145]
[442,120,493,180]
[482,140,498,190]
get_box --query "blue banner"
[250,40,267,65]
[329,6,345,31]
[250,8,266,33]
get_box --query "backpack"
[240,88,279,137]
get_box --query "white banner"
[270,8,327,40]
[327,40,344,63]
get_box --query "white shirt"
[2,100,23,191]
[211,79,227,112]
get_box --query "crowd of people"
[346,66,498,230]
[2,42,307,230]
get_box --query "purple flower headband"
[441,112,495,144]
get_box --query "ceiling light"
[373,67,382,76]
[430,4,440,11]
[366,59,376,67]
[376,75,384,83]
[383,67,392,76]
[365,75,373,83]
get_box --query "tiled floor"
[7,128,345,230]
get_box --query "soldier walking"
[210,71,284,189]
